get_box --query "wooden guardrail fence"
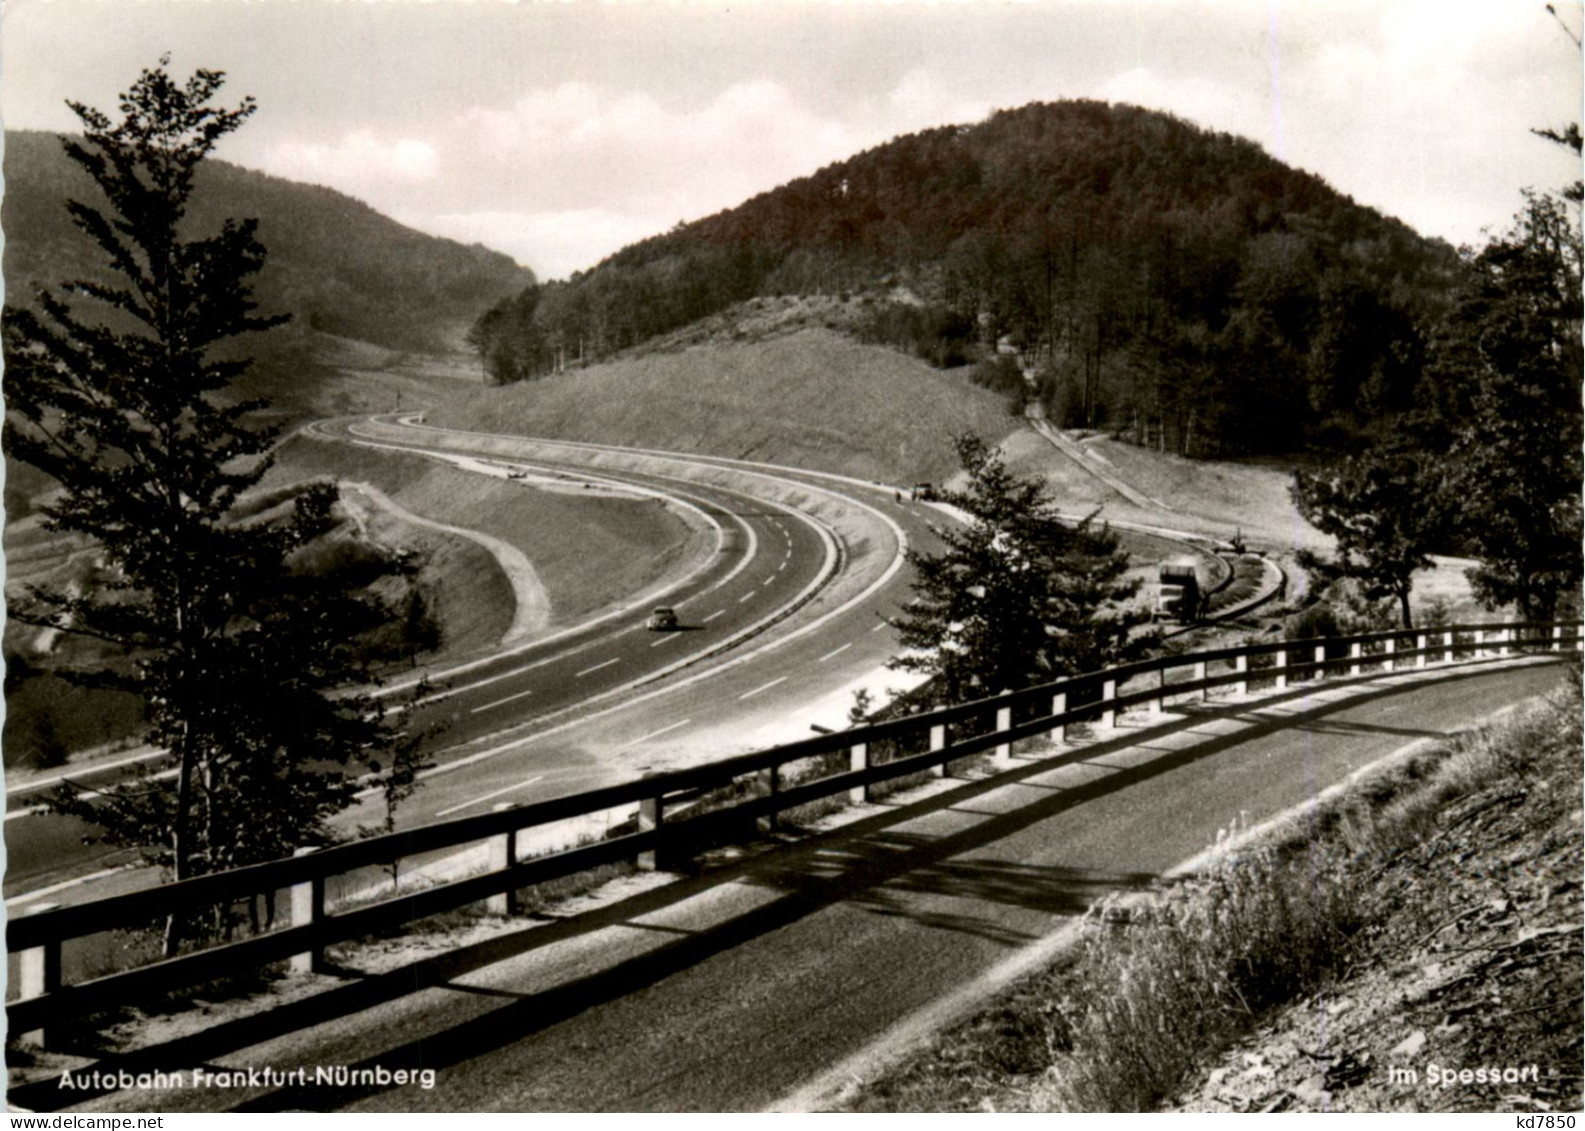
[9,620,1578,1042]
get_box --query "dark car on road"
[646,607,680,631]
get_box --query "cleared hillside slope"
[432,326,1020,484]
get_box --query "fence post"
[17,902,61,1047]
[637,794,663,871]
[1050,695,1066,745]
[1274,649,1287,690]
[1100,678,1117,729]
[1500,626,1512,657]
[1444,630,1454,664]
[758,764,780,831]
[1234,654,1248,697]
[1416,633,1427,669]
[1193,660,1207,701]
[1150,668,1166,716]
[290,847,326,974]
[1384,637,1396,671]
[1348,641,1361,677]
[1314,644,1326,680]
[486,802,520,916]
[994,703,1014,761]
[1555,625,1565,653]
[929,724,947,778]
[850,743,869,804]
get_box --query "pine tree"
[889,432,1148,704]
[3,58,426,949]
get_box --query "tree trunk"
[164,719,192,958]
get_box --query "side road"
[1025,406,1166,511]
[23,657,1565,1114]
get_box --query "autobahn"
[6,417,1568,1114]
[3,417,934,903]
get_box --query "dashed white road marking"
[436,775,545,818]
[738,592,756,604]
[819,642,854,663]
[8,864,133,905]
[471,686,535,714]
[739,676,788,701]
[650,633,684,648]
[576,658,621,678]
[615,719,693,751]
[872,622,890,633]
[703,610,726,623]
[7,748,166,799]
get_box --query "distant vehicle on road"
[646,607,680,631]
[1156,558,1204,622]
[1212,527,1247,555]
[911,482,937,501]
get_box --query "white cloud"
[403,208,673,280]
[266,130,440,188]
[887,69,993,134]
[443,70,997,270]
[1096,67,1267,142]
[1281,5,1578,247]
[455,79,865,221]
[1374,0,1531,74]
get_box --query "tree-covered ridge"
[471,100,1459,456]
[4,129,534,355]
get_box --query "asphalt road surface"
[34,658,1565,1114]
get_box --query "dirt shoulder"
[1165,698,1583,1114]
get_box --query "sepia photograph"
[0,0,1580,1116]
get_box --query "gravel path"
[344,481,552,645]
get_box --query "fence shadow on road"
[15,663,1557,1113]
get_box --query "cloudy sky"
[3,0,1580,280]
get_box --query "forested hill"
[471,101,1461,456]
[3,129,535,355]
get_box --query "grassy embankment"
[270,436,705,645]
[845,665,1582,1113]
[430,325,1021,485]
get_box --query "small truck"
[1156,558,1204,622]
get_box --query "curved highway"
[4,416,938,903]
[7,414,1569,1116]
